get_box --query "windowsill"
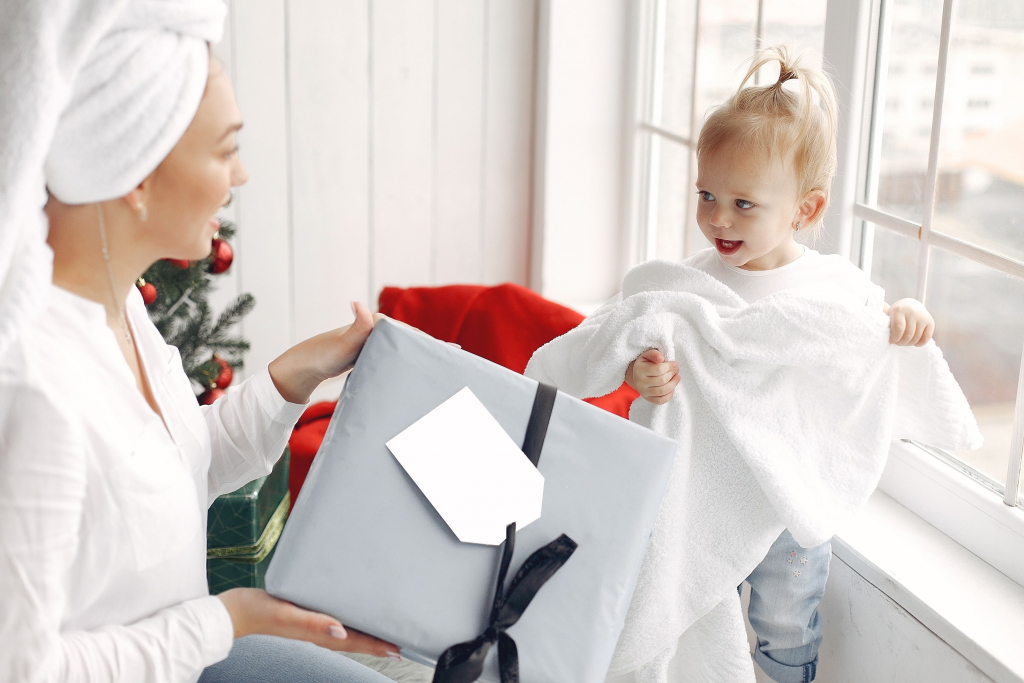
[833,490,1024,683]
[880,440,1024,586]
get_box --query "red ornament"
[212,356,234,389]
[168,258,190,269]
[137,278,157,306]
[199,387,227,405]
[209,238,233,274]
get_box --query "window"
[632,0,1024,547]
[633,0,828,265]
[855,0,1024,506]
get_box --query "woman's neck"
[46,198,152,319]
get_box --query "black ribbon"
[521,383,557,467]
[432,383,577,683]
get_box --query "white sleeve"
[0,387,235,683]
[57,598,233,683]
[203,366,307,503]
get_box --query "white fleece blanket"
[525,260,981,682]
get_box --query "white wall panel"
[288,0,370,341]
[814,558,993,683]
[534,0,633,309]
[483,0,537,286]
[370,0,437,294]
[434,0,486,285]
[230,0,292,377]
[740,560,995,683]
[218,0,536,392]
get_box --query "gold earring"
[137,203,148,222]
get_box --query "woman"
[0,1,397,681]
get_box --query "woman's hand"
[884,298,935,347]
[268,301,382,404]
[217,588,401,660]
[625,348,680,405]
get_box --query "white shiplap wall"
[210,0,537,397]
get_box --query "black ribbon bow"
[432,524,577,683]
[432,383,577,683]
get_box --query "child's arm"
[884,298,935,346]
[624,349,680,405]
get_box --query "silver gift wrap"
[266,318,677,683]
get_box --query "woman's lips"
[715,238,742,255]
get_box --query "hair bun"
[777,69,797,86]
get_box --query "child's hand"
[625,349,680,405]
[885,298,935,346]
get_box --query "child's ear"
[798,190,826,226]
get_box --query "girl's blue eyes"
[697,191,755,210]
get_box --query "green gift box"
[207,545,280,595]
[206,449,290,594]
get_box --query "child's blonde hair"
[696,45,838,234]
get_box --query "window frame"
[629,0,1024,584]
[853,0,1024,507]
[632,0,704,264]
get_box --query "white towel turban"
[46,0,227,204]
[0,0,225,357]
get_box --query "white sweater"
[0,286,306,683]
[682,246,886,306]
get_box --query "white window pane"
[694,0,759,124]
[867,225,919,303]
[761,0,827,68]
[655,0,700,137]
[932,1,1024,263]
[872,0,944,224]
[926,247,1024,485]
[647,136,696,262]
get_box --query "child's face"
[695,141,821,271]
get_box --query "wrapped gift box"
[207,449,290,594]
[266,319,678,683]
[206,544,279,595]
[208,448,290,548]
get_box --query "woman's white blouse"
[0,285,307,683]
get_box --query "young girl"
[624,47,934,683]
[526,44,979,683]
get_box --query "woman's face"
[141,58,248,260]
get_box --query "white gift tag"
[386,387,545,545]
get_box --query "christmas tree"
[137,220,254,404]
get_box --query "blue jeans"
[199,635,393,683]
[745,529,831,683]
